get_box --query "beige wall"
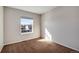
[0,6,4,52]
[41,6,79,51]
[4,7,41,45]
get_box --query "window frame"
[20,17,34,35]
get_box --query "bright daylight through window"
[20,17,33,34]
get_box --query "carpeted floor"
[1,38,78,53]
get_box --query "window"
[20,17,33,34]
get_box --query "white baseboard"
[4,37,40,45]
[0,44,4,52]
[54,40,79,51]
[4,39,31,45]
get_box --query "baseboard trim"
[0,45,4,52]
[4,37,41,45]
[54,40,79,52]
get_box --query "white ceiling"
[8,6,56,14]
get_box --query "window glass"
[20,17,33,34]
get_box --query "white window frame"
[20,17,33,35]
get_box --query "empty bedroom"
[0,6,79,53]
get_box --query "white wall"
[0,6,4,52]
[41,6,79,51]
[4,7,41,45]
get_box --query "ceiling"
[8,6,56,14]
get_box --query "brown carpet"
[1,38,78,53]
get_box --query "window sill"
[21,32,33,35]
